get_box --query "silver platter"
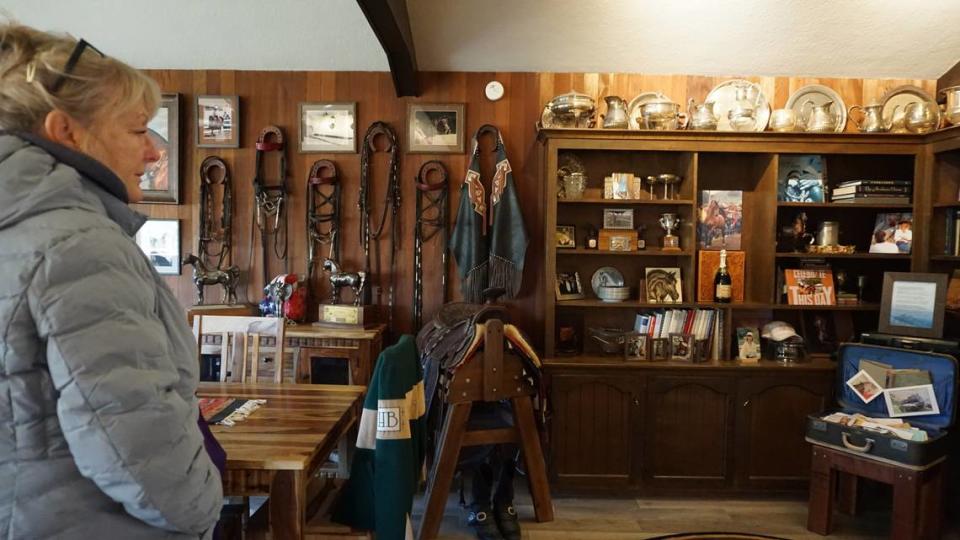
[786,84,847,133]
[591,266,625,297]
[705,79,771,132]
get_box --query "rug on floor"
[644,534,788,540]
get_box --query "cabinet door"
[642,376,735,490]
[549,374,641,489]
[735,375,832,490]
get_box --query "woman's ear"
[42,110,85,151]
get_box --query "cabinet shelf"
[933,202,960,208]
[557,248,693,257]
[930,255,960,262]
[558,197,694,206]
[777,202,913,209]
[775,252,911,260]
[555,299,881,311]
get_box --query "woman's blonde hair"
[0,23,160,132]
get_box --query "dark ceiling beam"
[356,0,419,97]
[938,58,960,94]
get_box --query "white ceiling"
[5,0,960,79]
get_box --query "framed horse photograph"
[407,103,465,153]
[196,95,239,148]
[698,190,742,249]
[135,219,180,275]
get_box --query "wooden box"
[598,228,638,251]
[697,250,745,302]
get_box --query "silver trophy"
[658,213,682,251]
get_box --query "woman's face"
[80,107,161,203]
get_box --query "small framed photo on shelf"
[556,225,577,248]
[407,103,465,153]
[777,154,825,202]
[555,271,585,300]
[878,272,948,338]
[669,333,694,362]
[299,102,357,153]
[645,267,683,304]
[624,333,648,361]
[884,384,940,418]
[135,219,180,275]
[196,95,239,148]
[736,327,761,362]
[603,208,634,229]
[870,213,912,254]
[651,338,669,361]
[139,93,180,204]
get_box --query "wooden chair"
[193,315,296,383]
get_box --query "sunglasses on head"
[50,39,105,93]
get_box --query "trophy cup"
[658,213,682,251]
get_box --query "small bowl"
[598,286,630,302]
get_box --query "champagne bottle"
[714,248,732,303]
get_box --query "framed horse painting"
[135,219,180,275]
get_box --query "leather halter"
[306,159,341,280]
[198,156,232,270]
[252,125,288,286]
[358,121,401,333]
[413,160,449,331]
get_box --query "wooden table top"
[285,323,385,340]
[198,382,365,471]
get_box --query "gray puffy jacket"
[0,133,223,538]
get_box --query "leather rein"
[198,156,232,270]
[306,159,341,280]
[413,160,449,331]
[252,125,288,286]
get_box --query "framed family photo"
[407,103,465,153]
[299,102,357,153]
[555,271,585,300]
[139,93,180,204]
[135,219,181,275]
[196,95,239,148]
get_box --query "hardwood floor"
[412,489,960,540]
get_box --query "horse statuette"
[322,258,365,306]
[182,253,240,305]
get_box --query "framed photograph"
[407,103,465,153]
[624,333,648,361]
[139,93,179,204]
[299,102,357,153]
[879,272,948,338]
[555,271,585,300]
[736,327,761,362]
[196,95,239,148]
[135,219,180,275]
[556,225,577,249]
[698,190,743,250]
[845,369,883,404]
[603,208,634,229]
[669,333,694,362]
[869,213,912,254]
[645,267,683,304]
[651,338,669,361]
[777,154,825,202]
[884,384,940,417]
[609,235,632,252]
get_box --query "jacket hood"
[0,132,145,235]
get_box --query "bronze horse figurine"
[182,253,240,305]
[322,258,365,306]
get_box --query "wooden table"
[199,382,365,539]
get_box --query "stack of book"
[944,209,960,256]
[831,180,911,204]
[836,292,859,305]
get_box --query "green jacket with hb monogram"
[333,335,426,540]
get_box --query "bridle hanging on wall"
[306,159,341,280]
[198,156,232,270]
[251,125,288,286]
[358,121,401,333]
[413,160,449,331]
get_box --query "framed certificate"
[878,272,948,338]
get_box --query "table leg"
[270,470,305,539]
[892,469,921,540]
[919,464,944,540]
[837,471,859,516]
[807,447,836,535]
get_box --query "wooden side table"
[286,324,385,386]
[807,443,945,539]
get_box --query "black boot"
[492,457,521,540]
[467,463,504,540]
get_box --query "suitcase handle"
[841,433,874,453]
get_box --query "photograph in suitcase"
[806,343,956,467]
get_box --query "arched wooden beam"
[357,0,420,97]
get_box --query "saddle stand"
[418,318,554,540]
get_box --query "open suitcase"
[805,343,957,469]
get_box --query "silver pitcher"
[601,96,629,129]
[848,104,894,133]
[687,99,718,130]
[904,101,938,133]
[727,86,757,132]
[940,86,960,126]
[801,100,837,133]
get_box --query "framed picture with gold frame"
[407,103,465,153]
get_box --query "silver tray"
[881,85,940,133]
[786,84,847,133]
[591,266,625,297]
[705,79,771,132]
[627,91,670,130]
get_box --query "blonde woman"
[0,24,223,538]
